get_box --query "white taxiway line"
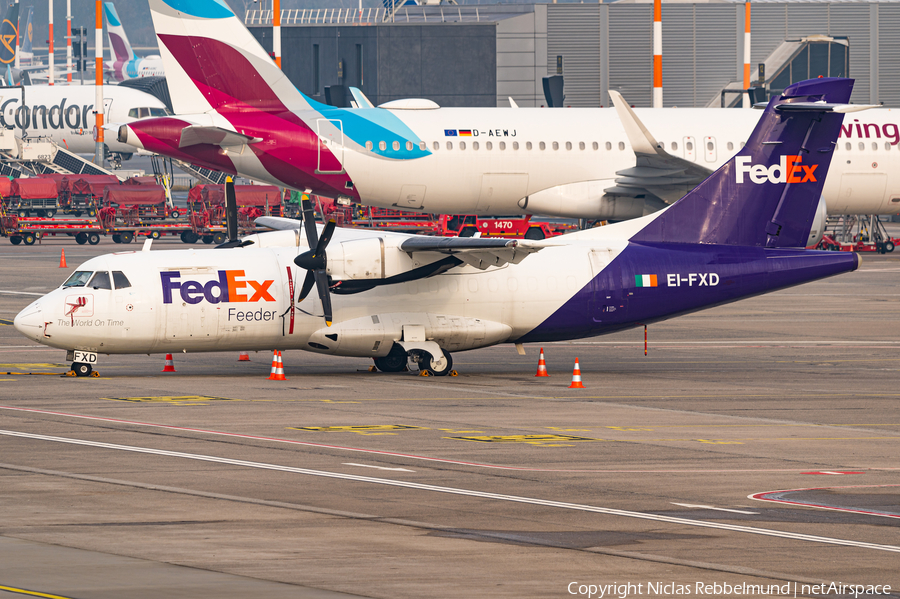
[2,428,899,554]
[671,503,759,515]
[344,463,415,472]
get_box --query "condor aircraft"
[17,77,861,376]
[0,84,169,158]
[115,0,900,222]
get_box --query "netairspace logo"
[566,581,892,598]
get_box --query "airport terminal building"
[248,0,900,109]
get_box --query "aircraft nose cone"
[14,303,43,339]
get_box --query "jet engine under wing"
[398,237,543,269]
[179,126,263,148]
[608,90,713,205]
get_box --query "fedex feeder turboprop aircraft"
[17,77,861,377]
[116,0,896,223]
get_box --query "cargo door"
[317,119,345,174]
[588,249,626,323]
[477,173,528,212]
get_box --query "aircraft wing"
[179,126,262,148]
[255,217,543,269]
[608,90,713,205]
[256,216,304,230]
[398,236,542,269]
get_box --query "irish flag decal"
[635,274,658,287]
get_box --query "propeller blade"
[316,219,336,255]
[225,177,238,243]
[297,269,315,302]
[314,269,333,326]
[300,196,318,251]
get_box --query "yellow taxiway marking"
[101,395,240,405]
[289,425,425,436]
[447,434,605,446]
[0,363,67,369]
[0,585,77,599]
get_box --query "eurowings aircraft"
[116,0,897,222]
[104,2,165,81]
[16,77,861,376]
[0,84,169,158]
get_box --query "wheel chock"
[63,371,77,377]
[449,370,459,377]
[90,371,100,378]
[368,365,377,372]
[418,370,431,377]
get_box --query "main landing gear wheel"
[373,344,409,373]
[413,349,453,377]
[71,362,92,377]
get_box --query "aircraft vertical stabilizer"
[104,3,136,63]
[148,0,311,115]
[631,78,853,249]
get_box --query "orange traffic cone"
[535,347,549,377]
[162,353,176,372]
[59,248,67,268]
[568,358,585,388]
[268,350,287,380]
[238,351,250,361]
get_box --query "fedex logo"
[161,270,275,305]
[735,155,818,185]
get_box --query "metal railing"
[245,5,486,25]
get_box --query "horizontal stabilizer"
[179,126,262,148]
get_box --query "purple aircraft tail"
[632,78,853,248]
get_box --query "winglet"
[609,90,662,157]
[348,87,375,109]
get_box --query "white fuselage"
[0,85,168,154]
[10,222,646,357]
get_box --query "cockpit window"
[128,107,169,119]
[112,271,132,289]
[63,271,92,287]
[88,271,112,290]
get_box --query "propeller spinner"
[294,196,336,326]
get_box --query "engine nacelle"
[521,180,649,220]
[305,312,512,357]
[325,236,442,281]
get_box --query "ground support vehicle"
[5,178,60,217]
[815,214,898,253]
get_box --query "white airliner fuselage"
[1,85,169,155]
